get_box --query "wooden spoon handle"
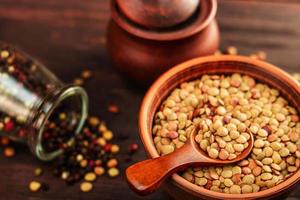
[125,143,197,195]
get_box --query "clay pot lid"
[110,0,217,41]
[115,0,200,29]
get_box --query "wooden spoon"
[126,126,254,195]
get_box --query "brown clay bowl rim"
[110,0,217,41]
[139,55,300,199]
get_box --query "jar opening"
[31,85,88,161]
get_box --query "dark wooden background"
[0,0,299,199]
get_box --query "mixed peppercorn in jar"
[0,42,88,160]
[152,73,300,194]
[0,43,126,192]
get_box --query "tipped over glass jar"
[0,42,88,161]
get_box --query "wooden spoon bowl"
[126,126,254,195]
[138,55,300,200]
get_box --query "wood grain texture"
[0,0,298,199]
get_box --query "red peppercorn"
[59,143,68,149]
[43,132,50,140]
[94,159,102,166]
[83,128,92,137]
[4,120,14,132]
[129,143,139,154]
[18,129,26,138]
[59,143,65,149]
[104,143,112,152]
[88,160,95,167]
[18,73,26,82]
[92,139,98,145]
[1,137,10,146]
[107,104,120,113]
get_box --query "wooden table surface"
[0,0,299,199]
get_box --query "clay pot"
[138,55,300,199]
[107,0,219,85]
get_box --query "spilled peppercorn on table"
[0,0,300,199]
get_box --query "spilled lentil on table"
[152,73,300,194]
[292,73,300,82]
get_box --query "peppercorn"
[34,168,43,176]
[107,104,120,113]
[29,181,41,192]
[4,147,15,157]
[129,143,139,154]
[81,70,92,79]
[73,78,84,86]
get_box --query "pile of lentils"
[152,73,300,194]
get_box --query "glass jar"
[0,42,88,161]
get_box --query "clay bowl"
[139,55,300,200]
